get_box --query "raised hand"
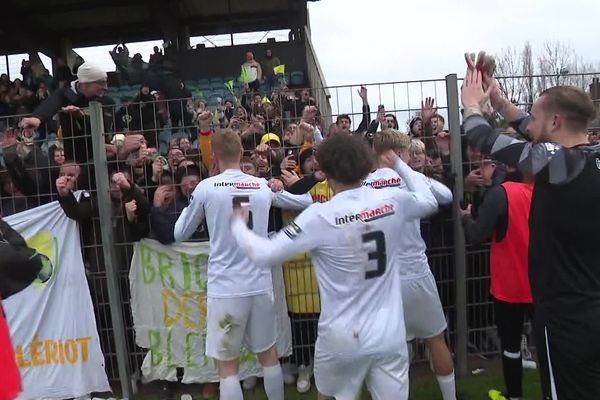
[357,85,368,101]
[268,178,284,192]
[19,117,41,130]
[314,170,326,182]
[421,97,437,122]
[298,122,314,142]
[1,128,18,148]
[111,172,131,191]
[280,155,297,171]
[198,111,213,130]
[280,169,300,187]
[461,68,492,109]
[152,156,164,177]
[153,185,172,208]
[125,200,137,222]
[379,149,400,169]
[56,176,74,197]
[123,134,144,154]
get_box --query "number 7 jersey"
[232,182,438,358]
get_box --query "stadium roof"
[0,0,317,55]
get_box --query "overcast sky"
[308,0,599,86]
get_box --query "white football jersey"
[231,160,438,357]
[174,168,312,297]
[363,168,452,278]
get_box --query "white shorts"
[402,272,447,341]
[314,345,409,400]
[205,292,277,361]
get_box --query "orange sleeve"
[199,129,213,173]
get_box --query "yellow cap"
[260,133,281,146]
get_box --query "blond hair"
[373,129,411,154]
[212,129,243,162]
[410,139,426,155]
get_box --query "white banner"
[130,239,292,383]
[3,200,110,399]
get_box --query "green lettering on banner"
[181,253,192,291]
[140,244,156,284]
[166,328,176,368]
[194,254,208,290]
[149,330,163,367]
[158,251,175,289]
[185,332,200,368]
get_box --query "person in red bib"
[0,300,21,400]
[461,161,534,400]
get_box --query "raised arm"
[460,56,571,183]
[231,205,321,266]
[271,187,312,210]
[383,152,438,218]
[427,176,453,206]
[174,184,206,242]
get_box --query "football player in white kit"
[174,129,312,400]
[230,134,439,400]
[364,129,457,400]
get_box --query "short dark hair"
[176,164,202,185]
[336,114,351,125]
[316,134,374,185]
[540,86,596,131]
[433,114,445,124]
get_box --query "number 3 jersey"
[232,176,438,357]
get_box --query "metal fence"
[1,71,599,397]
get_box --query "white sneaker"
[282,362,296,385]
[296,365,312,393]
[242,376,258,390]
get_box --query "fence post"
[445,74,468,378]
[89,101,134,399]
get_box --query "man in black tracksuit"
[462,55,600,399]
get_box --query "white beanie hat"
[77,63,107,83]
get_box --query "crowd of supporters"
[1,50,598,399]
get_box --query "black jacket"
[31,81,115,164]
[0,218,43,299]
[3,143,51,206]
[150,196,208,244]
[59,183,150,272]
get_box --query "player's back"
[363,168,428,277]
[199,169,274,297]
[308,186,407,358]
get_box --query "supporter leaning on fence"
[19,63,114,165]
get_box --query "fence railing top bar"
[314,78,448,92]
[495,72,600,80]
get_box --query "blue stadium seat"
[184,80,196,88]
[223,76,236,84]
[210,77,223,85]
[210,82,224,91]
[197,79,210,87]
[197,83,211,91]
[290,71,305,86]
